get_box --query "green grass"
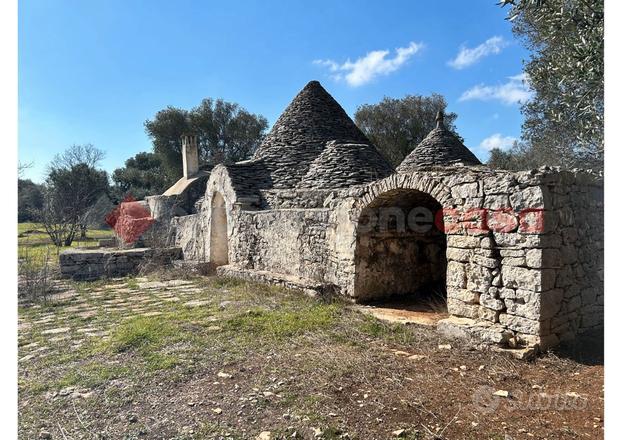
[104,316,179,353]
[18,221,114,270]
[224,303,341,339]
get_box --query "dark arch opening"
[354,189,447,310]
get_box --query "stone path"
[18,278,200,363]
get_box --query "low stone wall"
[59,247,182,281]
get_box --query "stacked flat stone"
[298,141,394,189]
[252,80,371,189]
[225,160,272,205]
[397,112,481,172]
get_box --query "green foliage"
[354,94,460,167]
[111,151,171,200]
[18,179,44,222]
[35,144,110,246]
[500,0,604,169]
[144,98,269,180]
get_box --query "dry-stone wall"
[167,165,603,350]
[59,247,182,281]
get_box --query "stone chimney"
[181,134,199,179]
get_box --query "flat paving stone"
[184,300,210,308]
[19,353,36,362]
[77,327,99,333]
[41,327,71,335]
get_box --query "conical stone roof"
[298,141,394,189]
[252,80,373,188]
[396,112,481,172]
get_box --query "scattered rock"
[39,430,52,439]
[71,389,94,399]
[408,354,427,361]
[393,350,410,357]
[438,344,452,350]
[392,428,406,437]
[256,431,272,440]
[19,354,36,362]
[58,386,75,396]
[212,408,223,414]
[493,390,510,398]
[217,371,233,379]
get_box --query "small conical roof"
[298,141,394,189]
[253,80,371,188]
[396,111,481,172]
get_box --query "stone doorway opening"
[354,189,447,321]
[209,192,229,266]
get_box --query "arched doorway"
[210,192,229,266]
[354,189,447,310]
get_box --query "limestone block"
[499,249,525,258]
[502,256,526,267]
[472,255,499,269]
[580,287,598,306]
[478,306,501,323]
[498,288,516,299]
[560,245,578,264]
[483,194,510,210]
[446,247,471,262]
[483,174,517,195]
[447,288,480,304]
[447,235,481,249]
[525,248,562,269]
[479,293,505,311]
[446,261,467,288]
[451,182,481,199]
[480,237,494,249]
[466,264,493,292]
[447,298,479,319]
[509,186,550,210]
[555,265,574,288]
[499,313,542,335]
[501,266,555,292]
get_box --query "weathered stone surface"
[143,80,603,351]
[59,247,182,281]
[397,112,481,172]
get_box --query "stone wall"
[168,165,603,349]
[59,247,182,281]
[545,171,604,343]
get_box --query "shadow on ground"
[549,329,604,366]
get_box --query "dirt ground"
[18,275,604,440]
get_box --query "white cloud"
[459,73,533,105]
[313,41,424,87]
[448,36,508,69]
[479,133,517,151]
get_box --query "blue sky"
[19,0,531,183]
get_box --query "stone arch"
[353,183,448,305]
[352,173,454,222]
[209,191,229,266]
